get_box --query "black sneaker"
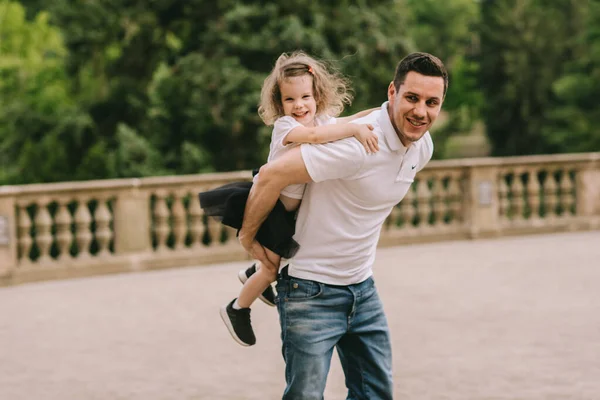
[220,299,256,347]
[238,264,276,307]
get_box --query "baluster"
[54,200,73,260]
[527,169,541,220]
[171,192,187,249]
[544,171,558,219]
[223,225,239,247]
[429,176,442,228]
[74,199,93,258]
[207,215,223,246]
[35,199,53,263]
[416,179,431,230]
[447,175,462,226]
[94,198,113,256]
[153,191,170,251]
[17,202,33,264]
[400,186,416,232]
[188,193,204,248]
[511,171,524,222]
[498,174,510,221]
[567,170,577,215]
[559,170,574,216]
[386,205,401,231]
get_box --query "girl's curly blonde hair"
[258,51,353,126]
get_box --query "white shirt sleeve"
[315,115,337,126]
[416,132,434,172]
[272,116,302,149]
[300,137,366,182]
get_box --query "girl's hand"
[354,124,379,154]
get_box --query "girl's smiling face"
[280,75,317,127]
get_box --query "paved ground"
[1,231,600,400]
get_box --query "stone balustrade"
[1,153,599,285]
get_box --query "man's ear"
[387,82,396,102]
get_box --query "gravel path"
[1,231,599,400]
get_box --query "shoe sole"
[219,305,252,347]
[238,269,276,307]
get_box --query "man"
[239,52,448,399]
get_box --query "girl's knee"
[261,263,278,277]
[263,266,279,281]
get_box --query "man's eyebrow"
[405,91,441,101]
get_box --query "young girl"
[199,51,379,346]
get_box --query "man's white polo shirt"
[288,101,434,285]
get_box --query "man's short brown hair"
[393,52,448,97]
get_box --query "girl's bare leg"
[237,249,281,308]
[237,262,275,308]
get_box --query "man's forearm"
[238,171,281,244]
[239,146,311,247]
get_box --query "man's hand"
[239,235,279,271]
[353,124,379,154]
[237,146,310,272]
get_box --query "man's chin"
[404,131,426,141]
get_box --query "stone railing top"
[1,152,598,198]
[0,171,250,198]
[427,152,600,170]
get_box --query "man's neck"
[387,103,412,148]
[398,135,412,148]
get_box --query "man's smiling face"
[387,71,445,146]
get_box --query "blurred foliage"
[0,1,93,183]
[544,0,600,152]
[404,0,482,158]
[1,0,599,185]
[479,0,599,156]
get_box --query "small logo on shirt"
[411,165,416,170]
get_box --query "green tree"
[404,0,479,69]
[479,0,587,156]
[47,1,413,171]
[0,1,93,184]
[148,0,415,169]
[544,0,600,152]
[404,0,482,157]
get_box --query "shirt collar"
[379,101,407,152]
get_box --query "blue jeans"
[275,268,393,400]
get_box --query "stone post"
[465,163,500,238]
[113,180,152,254]
[0,187,18,277]
[576,156,600,220]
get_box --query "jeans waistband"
[279,265,373,289]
